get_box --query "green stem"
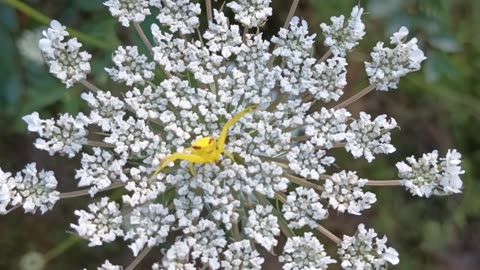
[43,235,78,263]
[2,0,113,50]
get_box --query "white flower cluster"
[282,186,329,229]
[345,112,397,162]
[12,1,465,269]
[397,149,464,197]
[94,260,122,270]
[322,171,377,215]
[76,148,128,196]
[366,26,427,91]
[152,0,201,35]
[305,108,351,149]
[227,0,272,28]
[104,0,150,27]
[221,240,264,270]
[105,46,155,86]
[338,224,399,269]
[38,20,91,88]
[279,232,336,270]
[23,112,91,158]
[124,203,175,256]
[244,205,280,251]
[320,5,365,56]
[0,163,59,214]
[71,197,124,246]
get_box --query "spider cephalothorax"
[151,105,259,178]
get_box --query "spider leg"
[151,153,209,180]
[218,104,259,153]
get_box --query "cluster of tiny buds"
[0,0,465,270]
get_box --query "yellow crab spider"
[151,104,259,179]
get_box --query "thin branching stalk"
[284,174,324,191]
[134,22,153,55]
[318,49,332,63]
[80,80,102,92]
[59,182,126,199]
[125,246,153,270]
[365,180,403,186]
[333,84,376,109]
[87,140,115,148]
[317,225,341,244]
[206,0,213,21]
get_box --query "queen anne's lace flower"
[244,205,280,251]
[227,0,272,27]
[23,112,91,158]
[38,20,91,88]
[365,26,427,91]
[152,0,201,35]
[75,148,128,196]
[279,232,336,270]
[0,163,59,214]
[338,224,399,269]
[71,197,124,246]
[397,149,464,197]
[282,187,329,229]
[321,5,365,56]
[345,112,397,162]
[221,240,264,270]
[322,171,377,215]
[124,203,175,256]
[95,260,122,270]
[104,0,150,27]
[105,46,155,86]
[304,108,351,149]
[14,1,465,268]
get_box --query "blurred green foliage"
[0,0,478,269]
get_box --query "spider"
[151,104,259,179]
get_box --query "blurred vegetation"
[0,0,479,269]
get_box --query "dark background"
[0,0,479,269]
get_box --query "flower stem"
[44,235,78,263]
[316,225,341,244]
[333,84,376,109]
[59,182,125,199]
[319,49,332,63]
[206,0,213,21]
[2,0,113,50]
[133,22,153,55]
[125,246,153,270]
[87,140,115,148]
[365,180,403,186]
[80,80,102,93]
[284,174,324,191]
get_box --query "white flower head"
[365,26,427,91]
[105,46,156,86]
[71,197,124,246]
[345,112,397,162]
[282,186,329,229]
[227,0,272,28]
[104,0,150,27]
[279,232,336,270]
[320,5,365,56]
[124,203,175,256]
[244,205,280,251]
[23,112,91,158]
[221,240,264,270]
[322,171,377,215]
[397,149,464,197]
[338,224,399,269]
[0,163,59,214]
[96,260,122,270]
[39,20,91,88]
[153,0,201,35]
